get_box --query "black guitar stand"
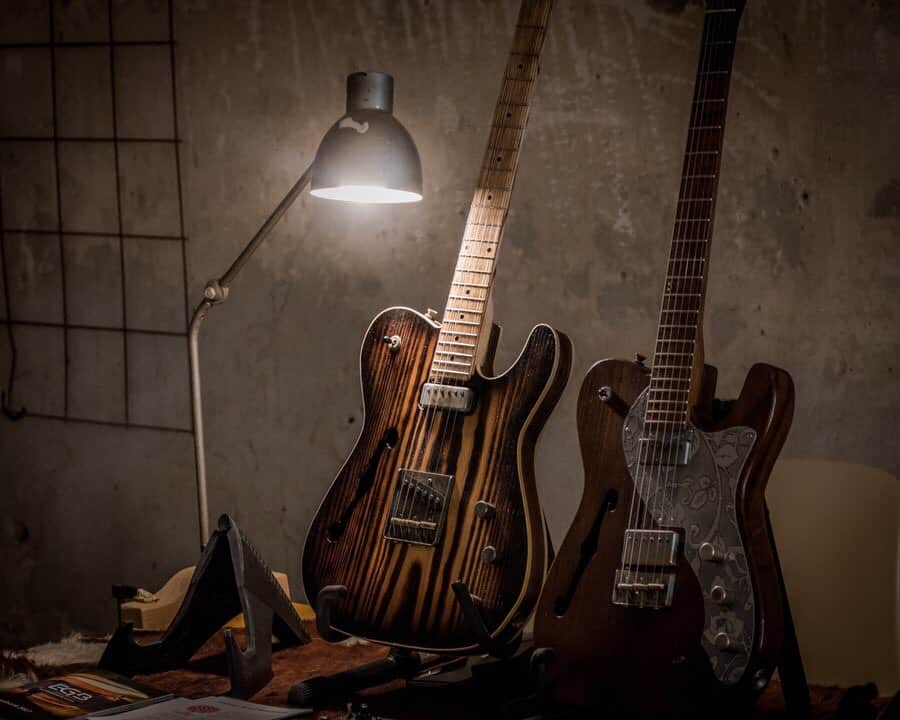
[287,582,522,707]
[450,580,521,658]
[767,506,813,720]
[288,585,448,706]
[100,514,310,699]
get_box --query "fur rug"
[0,634,107,689]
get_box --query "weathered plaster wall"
[2,0,899,684]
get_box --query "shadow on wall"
[768,459,900,695]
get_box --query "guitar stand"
[288,586,443,707]
[767,506,812,720]
[451,580,520,658]
[100,514,310,699]
[287,582,523,707]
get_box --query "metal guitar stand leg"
[100,514,309,699]
[287,586,440,707]
[767,506,812,720]
[314,585,350,642]
[451,581,521,658]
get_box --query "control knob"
[699,542,722,562]
[474,500,496,519]
[481,545,500,565]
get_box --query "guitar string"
[624,4,720,591]
[427,0,551,542]
[651,5,725,590]
[655,6,734,593]
[650,6,724,592]
[396,1,545,584]
[676,4,737,563]
[396,0,549,544]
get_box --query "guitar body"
[534,358,793,717]
[304,307,571,652]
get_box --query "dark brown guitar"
[533,1,794,716]
[303,0,570,654]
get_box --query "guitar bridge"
[612,569,676,608]
[384,469,453,546]
[612,529,680,608]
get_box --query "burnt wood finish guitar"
[303,0,570,654]
[534,1,794,716]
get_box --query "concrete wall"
[2,0,899,689]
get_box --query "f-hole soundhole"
[326,426,399,543]
[553,489,618,616]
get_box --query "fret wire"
[450,280,491,288]
[433,358,473,366]
[439,330,479,338]
[438,340,477,348]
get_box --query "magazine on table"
[84,696,311,719]
[0,670,172,720]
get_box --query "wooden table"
[129,626,880,719]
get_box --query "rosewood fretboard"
[646,0,745,433]
[429,0,554,383]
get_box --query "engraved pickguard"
[623,390,757,684]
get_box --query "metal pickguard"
[623,390,757,684]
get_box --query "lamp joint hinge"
[204,280,229,304]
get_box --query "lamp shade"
[310,72,423,204]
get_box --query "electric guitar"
[303,0,570,654]
[533,1,794,715]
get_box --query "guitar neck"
[429,0,554,383]
[646,0,745,433]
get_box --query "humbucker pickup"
[384,469,454,546]
[419,383,476,413]
[638,434,693,466]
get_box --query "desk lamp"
[189,71,422,546]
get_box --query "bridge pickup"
[621,529,680,568]
[419,383,476,413]
[612,569,676,609]
[384,469,453,546]
[638,435,693,466]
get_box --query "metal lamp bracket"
[203,280,230,304]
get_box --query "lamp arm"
[188,163,314,548]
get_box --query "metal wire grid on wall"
[0,0,192,434]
